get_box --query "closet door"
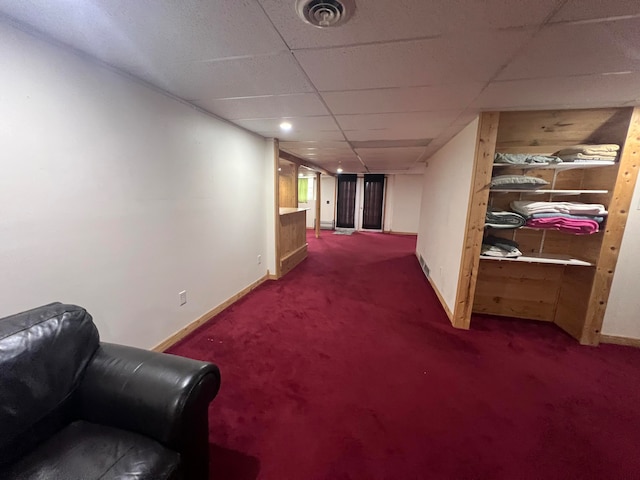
[336,174,357,228]
[362,174,385,230]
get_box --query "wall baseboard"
[599,334,640,348]
[384,230,418,236]
[425,274,454,322]
[415,252,453,322]
[152,274,270,352]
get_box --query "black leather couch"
[0,303,221,480]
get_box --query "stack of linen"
[481,235,522,258]
[511,201,606,235]
[494,152,562,165]
[485,207,526,229]
[552,144,619,163]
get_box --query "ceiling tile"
[497,18,640,81]
[280,140,351,150]
[336,165,368,174]
[259,0,562,49]
[356,147,426,162]
[271,130,346,142]
[363,159,419,171]
[473,73,640,109]
[235,115,339,132]
[294,31,535,91]
[320,84,485,115]
[338,111,460,141]
[0,1,287,67]
[197,93,329,120]
[153,53,315,100]
[551,0,640,22]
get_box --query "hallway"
[169,231,640,480]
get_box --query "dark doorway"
[362,174,385,230]
[336,174,357,228]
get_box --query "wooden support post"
[273,139,281,279]
[452,112,500,329]
[315,172,321,238]
[580,107,640,345]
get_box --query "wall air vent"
[296,0,356,28]
[419,255,430,278]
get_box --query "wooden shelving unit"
[455,107,640,345]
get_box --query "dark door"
[362,174,385,230]
[336,174,357,228]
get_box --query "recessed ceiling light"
[280,122,292,131]
[337,167,344,173]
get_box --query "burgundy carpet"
[168,231,640,480]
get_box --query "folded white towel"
[511,201,607,217]
[558,153,617,162]
[554,144,620,156]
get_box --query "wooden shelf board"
[490,189,608,195]
[492,161,616,170]
[480,253,593,267]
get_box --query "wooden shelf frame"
[456,107,640,345]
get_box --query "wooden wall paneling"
[281,245,308,277]
[278,160,298,208]
[562,233,602,265]
[453,112,500,329]
[554,266,596,339]
[473,261,564,321]
[580,107,640,345]
[512,229,545,255]
[581,164,619,191]
[496,108,632,149]
[279,210,308,276]
[294,164,299,205]
[279,211,307,258]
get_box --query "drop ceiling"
[1,0,639,174]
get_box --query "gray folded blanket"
[485,208,526,229]
[494,153,562,165]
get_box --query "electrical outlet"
[257,254,262,264]
[179,290,187,306]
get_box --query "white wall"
[298,176,316,228]
[0,22,275,349]
[320,176,336,227]
[602,175,640,339]
[415,118,479,313]
[384,174,424,233]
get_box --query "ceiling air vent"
[296,0,356,28]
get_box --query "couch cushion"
[0,303,99,464]
[1,420,181,480]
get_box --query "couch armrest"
[78,343,220,479]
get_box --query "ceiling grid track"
[256,0,370,172]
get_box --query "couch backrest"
[0,303,99,465]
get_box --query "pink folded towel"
[526,217,599,235]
